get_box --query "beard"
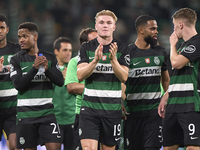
[144,35,157,46]
[0,35,6,42]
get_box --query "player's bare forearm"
[111,58,128,83]
[67,83,84,95]
[161,70,170,92]
[77,61,97,82]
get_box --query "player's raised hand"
[109,42,117,60]
[94,43,103,63]
[34,54,47,69]
[0,56,4,72]
[169,31,178,47]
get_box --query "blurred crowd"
[1,0,200,55]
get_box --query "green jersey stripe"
[84,88,121,98]
[81,100,121,110]
[169,83,193,92]
[170,75,192,83]
[17,98,53,106]
[17,108,54,119]
[128,103,159,111]
[0,101,17,108]
[126,84,160,93]
[18,90,53,99]
[0,88,18,97]
[167,96,195,104]
[127,92,161,100]
[86,81,120,90]
[0,81,14,89]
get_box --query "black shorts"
[123,114,162,150]
[79,114,121,146]
[163,112,200,147]
[59,123,75,150]
[17,121,62,149]
[0,113,16,140]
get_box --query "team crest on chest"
[145,58,150,64]
[154,57,160,65]
[102,55,107,61]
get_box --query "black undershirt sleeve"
[44,56,64,87]
[10,57,38,91]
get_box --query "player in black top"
[162,8,200,150]
[77,10,129,150]
[10,22,63,150]
[0,14,21,150]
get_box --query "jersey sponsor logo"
[0,65,10,75]
[183,45,196,53]
[154,57,160,65]
[94,64,113,72]
[133,61,141,66]
[102,55,107,61]
[191,136,199,140]
[19,137,25,145]
[135,68,160,76]
[124,54,130,65]
[32,73,49,82]
[145,58,150,64]
[10,70,17,77]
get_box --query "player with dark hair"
[79,28,97,44]
[53,36,76,150]
[124,14,170,150]
[0,14,21,150]
[10,22,63,150]
[65,28,97,150]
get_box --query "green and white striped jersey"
[125,43,168,117]
[78,38,130,118]
[167,34,200,113]
[10,50,63,124]
[0,42,20,115]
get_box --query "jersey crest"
[145,58,150,64]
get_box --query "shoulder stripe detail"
[0,88,18,97]
[84,88,121,98]
[17,98,53,106]
[127,92,161,100]
[169,83,193,92]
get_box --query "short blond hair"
[95,10,118,23]
[172,8,197,27]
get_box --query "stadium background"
[0,0,200,149]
